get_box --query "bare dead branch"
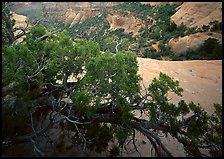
[31,139,45,157]
[27,64,47,79]
[132,129,141,156]
[30,110,37,139]
[34,34,49,43]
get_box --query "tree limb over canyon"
[2,2,222,157]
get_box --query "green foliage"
[109,145,120,157]
[175,102,222,157]
[143,47,161,59]
[2,2,16,45]
[2,24,101,140]
[145,72,183,120]
[2,97,31,138]
[30,24,46,38]
[175,38,222,60]
[83,51,140,99]
[63,2,196,59]
[199,21,222,32]
[210,21,222,32]
[149,72,183,97]
[2,9,222,157]
[69,51,139,150]
[202,25,210,32]
[71,90,96,117]
[142,73,222,156]
[166,21,177,32]
[113,2,198,59]
[86,123,113,153]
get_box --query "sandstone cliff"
[170,2,222,28]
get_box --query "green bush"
[174,38,222,60]
[210,21,222,32]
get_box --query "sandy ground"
[124,57,222,157]
[137,57,222,114]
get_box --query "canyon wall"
[171,2,222,28]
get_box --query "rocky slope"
[62,8,101,28]
[171,2,222,28]
[164,2,222,54]
[10,2,222,57]
[11,12,29,43]
[137,57,222,114]
[106,10,145,37]
[60,2,222,55]
[61,8,145,37]
[168,31,222,54]
[12,12,28,28]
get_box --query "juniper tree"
[2,4,222,157]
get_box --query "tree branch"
[2,82,18,97]
[132,129,141,156]
[133,121,173,157]
[34,34,49,43]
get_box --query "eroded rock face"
[170,2,222,28]
[62,8,145,36]
[167,32,222,54]
[106,11,144,37]
[63,9,77,27]
[11,12,29,43]
[62,8,101,28]
[12,12,28,28]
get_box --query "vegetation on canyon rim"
[2,2,222,157]
[13,2,222,60]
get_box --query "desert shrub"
[174,38,222,60]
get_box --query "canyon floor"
[137,57,222,114]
